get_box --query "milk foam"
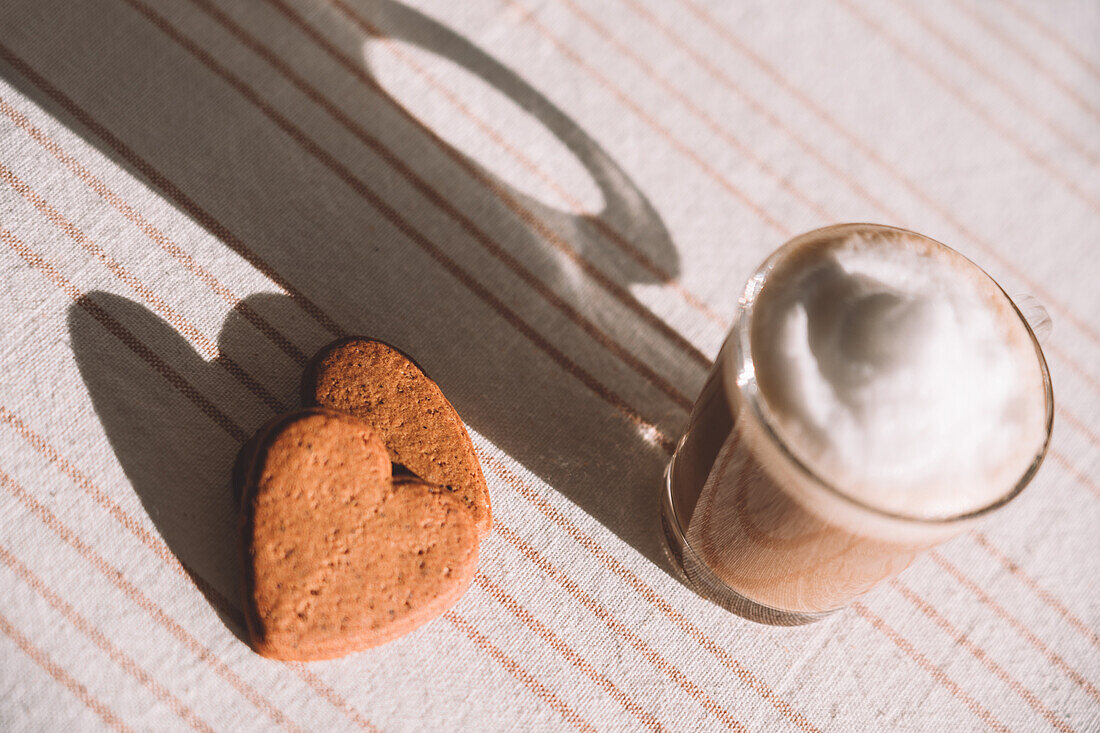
[750,229,1049,519]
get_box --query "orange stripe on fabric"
[615,0,908,224]
[948,0,1100,125]
[286,665,381,733]
[0,407,188,571]
[889,579,1074,732]
[0,544,215,732]
[1052,355,1100,400]
[554,0,835,224]
[973,533,1100,652]
[0,468,303,733]
[930,551,1100,705]
[998,0,1100,85]
[0,44,345,339]
[0,164,288,415]
[473,572,668,732]
[834,0,1100,214]
[0,225,250,443]
[851,602,1011,733]
[0,165,214,357]
[494,524,749,732]
[0,406,246,630]
[0,96,307,367]
[1054,410,1100,456]
[444,610,597,733]
[1047,452,1100,501]
[0,610,134,733]
[897,0,1100,166]
[498,0,794,237]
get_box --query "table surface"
[0,0,1097,730]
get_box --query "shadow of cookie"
[69,290,308,640]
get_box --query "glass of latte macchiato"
[662,223,1054,625]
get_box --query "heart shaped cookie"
[239,408,479,661]
[302,337,492,538]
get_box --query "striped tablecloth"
[1,0,1097,730]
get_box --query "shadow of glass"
[5,0,716,628]
[362,0,680,283]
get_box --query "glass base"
[661,452,839,626]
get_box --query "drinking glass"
[661,223,1054,625]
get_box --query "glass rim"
[728,222,1055,526]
